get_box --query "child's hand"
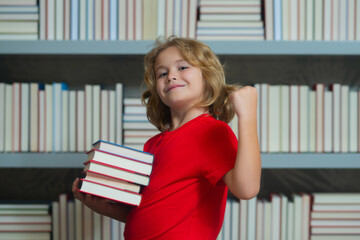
[230,86,258,120]
[72,177,132,222]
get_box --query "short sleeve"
[196,121,238,186]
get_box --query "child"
[72,37,261,239]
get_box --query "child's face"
[154,46,204,111]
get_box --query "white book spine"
[87,0,94,40]
[290,85,299,153]
[165,0,174,37]
[230,200,239,240]
[282,0,289,40]
[332,83,341,152]
[349,90,358,152]
[53,83,63,152]
[64,0,70,40]
[45,84,53,152]
[181,0,188,37]
[101,90,109,141]
[62,89,69,152]
[305,0,314,40]
[309,90,316,152]
[280,85,290,152]
[30,83,38,152]
[76,90,85,152]
[268,85,280,153]
[69,90,76,152]
[314,0,323,40]
[127,0,135,40]
[118,0,126,40]
[188,0,198,39]
[239,199,247,240]
[157,0,165,38]
[39,0,46,39]
[0,83,4,152]
[109,90,116,143]
[357,0,360,40]
[339,0,347,41]
[323,0,332,41]
[85,85,93,151]
[135,0,143,40]
[298,0,306,40]
[4,84,12,152]
[21,83,30,152]
[94,0,102,40]
[115,83,123,145]
[260,84,268,153]
[74,199,83,240]
[341,85,349,152]
[48,0,55,40]
[56,0,64,40]
[93,85,101,144]
[38,90,45,152]
[299,85,309,152]
[52,202,60,240]
[324,89,333,152]
[12,83,21,152]
[103,0,109,40]
[93,212,101,240]
[264,0,273,40]
[348,0,355,41]
[290,0,298,40]
[316,84,324,153]
[332,0,340,40]
[79,0,86,40]
[247,197,257,240]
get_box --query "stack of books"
[0,1,39,40]
[79,140,154,206]
[0,203,51,240]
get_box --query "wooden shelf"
[0,153,359,168]
[0,40,359,55]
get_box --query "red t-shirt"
[124,114,237,240]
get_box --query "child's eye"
[179,66,188,71]
[158,72,168,78]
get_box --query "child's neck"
[170,108,209,131]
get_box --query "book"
[79,179,142,206]
[83,160,150,186]
[83,170,141,193]
[92,140,154,164]
[87,149,152,176]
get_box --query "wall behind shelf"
[1,54,360,96]
[1,168,360,201]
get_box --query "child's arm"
[223,86,261,200]
[72,177,133,223]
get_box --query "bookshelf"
[0,153,359,169]
[0,40,360,55]
[0,40,359,202]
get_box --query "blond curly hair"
[142,36,239,132]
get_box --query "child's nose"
[167,72,177,82]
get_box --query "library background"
[0,0,360,239]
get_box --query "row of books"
[1,82,359,154]
[79,140,154,206]
[265,0,360,41]
[218,192,360,240]
[0,202,51,240]
[250,83,360,154]
[0,82,124,153]
[0,5,39,40]
[123,98,158,150]
[52,193,125,240]
[39,0,197,41]
[196,0,265,40]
